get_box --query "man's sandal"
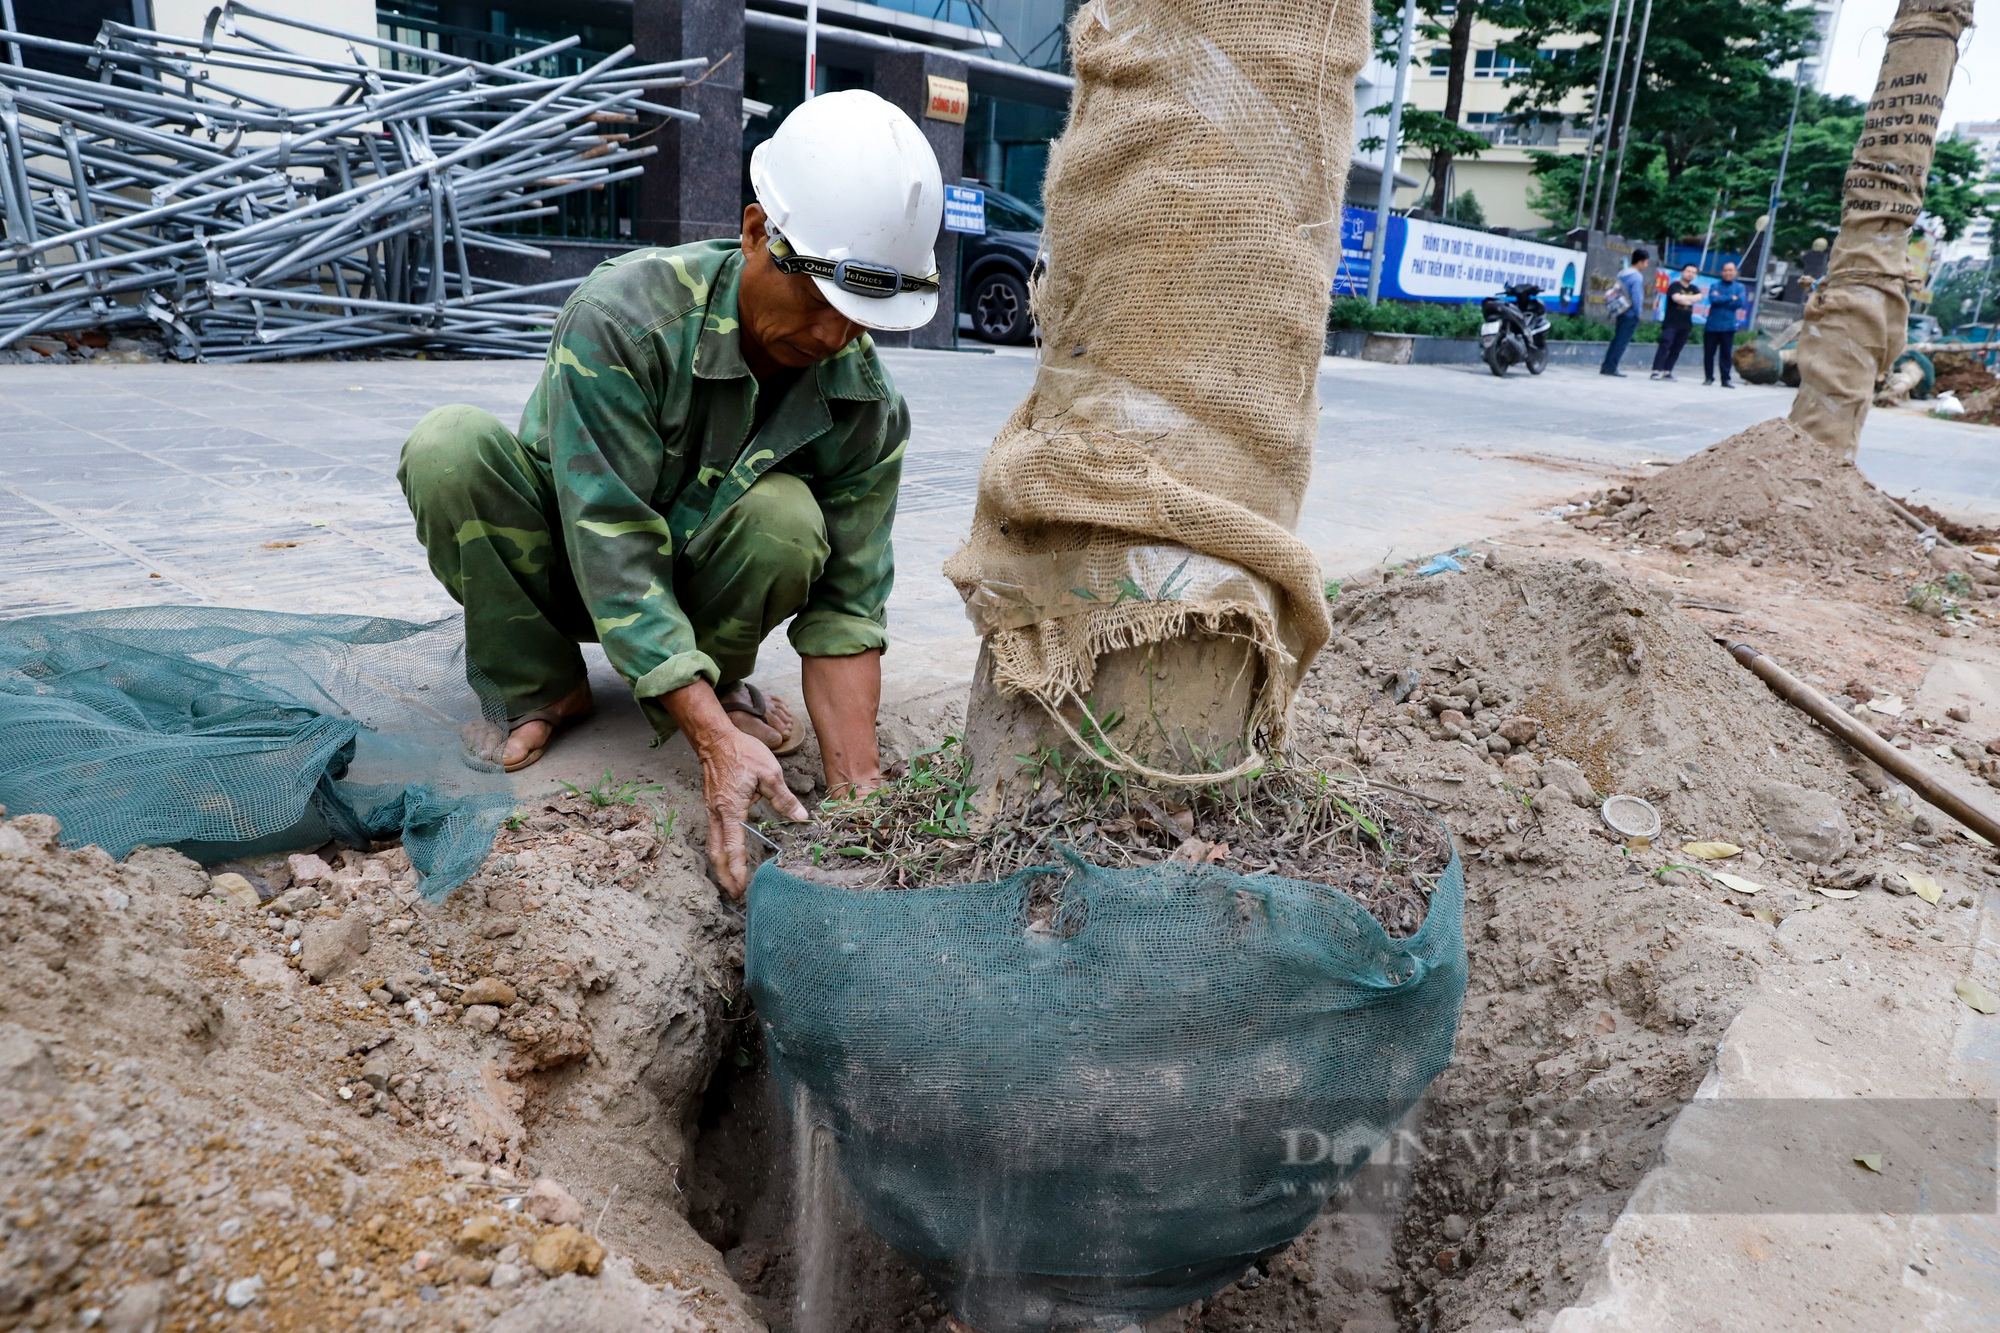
[722,681,808,756]
[502,696,595,773]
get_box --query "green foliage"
[1328,297,1484,336]
[1368,0,1460,63]
[561,768,666,808]
[1501,0,1828,243]
[1926,135,1997,243]
[1930,257,2000,329]
[1359,105,1489,163]
[1330,299,1657,343]
[1448,191,1487,227]
[1908,580,1971,619]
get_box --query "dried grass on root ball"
[762,736,1453,938]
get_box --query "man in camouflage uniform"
[398,91,945,896]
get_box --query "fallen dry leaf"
[1751,907,1779,925]
[1903,871,1945,904]
[1682,841,1742,860]
[1956,978,1999,1015]
[260,541,300,550]
[1854,1154,1884,1173]
[1814,885,1860,900]
[1709,871,1764,895]
[1867,696,1907,717]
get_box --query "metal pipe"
[1722,638,2000,847]
[1573,0,1624,231]
[1601,0,1653,238]
[1367,0,1417,306]
[1589,0,1639,232]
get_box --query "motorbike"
[1480,283,1551,378]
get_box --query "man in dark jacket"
[1650,264,1700,380]
[1703,261,1749,387]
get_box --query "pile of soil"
[1193,551,1930,1333]
[1929,349,1996,400]
[0,793,765,1333]
[695,553,1953,1333]
[1572,418,1915,563]
[1892,496,2000,546]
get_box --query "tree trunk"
[1429,0,1478,215]
[964,626,1266,809]
[1789,0,1972,458]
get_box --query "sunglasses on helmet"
[767,230,940,299]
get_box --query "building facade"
[1380,14,1591,232]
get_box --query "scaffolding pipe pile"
[0,1,702,360]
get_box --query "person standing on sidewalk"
[1650,263,1701,379]
[1600,248,1650,377]
[1703,261,1749,387]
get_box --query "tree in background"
[1429,0,1480,213]
[1923,136,1997,243]
[1359,107,1489,196]
[1450,190,1487,226]
[1368,0,1489,215]
[1496,0,1813,235]
[1527,106,1994,261]
[1527,92,1862,255]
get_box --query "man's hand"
[663,680,808,900]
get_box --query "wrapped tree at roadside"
[1790,0,1975,456]
[943,0,1367,793]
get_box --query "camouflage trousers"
[398,404,828,730]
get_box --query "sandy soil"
[0,792,765,1333]
[6,417,1998,1333]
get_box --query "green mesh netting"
[747,848,1466,1332]
[0,607,513,899]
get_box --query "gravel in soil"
[0,788,764,1333]
[1176,545,1996,1333]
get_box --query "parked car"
[961,189,1043,345]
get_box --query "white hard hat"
[749,90,944,332]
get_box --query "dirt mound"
[1194,552,1916,1333]
[1891,496,2000,546]
[1319,550,1861,833]
[0,799,765,1333]
[1930,349,1996,399]
[1580,418,1914,563]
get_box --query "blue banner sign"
[1334,208,1580,313]
[943,185,986,236]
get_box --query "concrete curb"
[1326,331,1625,368]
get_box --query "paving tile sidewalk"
[5,349,1994,794]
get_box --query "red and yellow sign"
[925,75,969,125]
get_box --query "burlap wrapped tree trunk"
[1790,0,1973,459]
[945,0,1367,794]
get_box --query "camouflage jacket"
[516,240,907,700]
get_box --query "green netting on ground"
[747,848,1466,1332]
[0,607,514,899]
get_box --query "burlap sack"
[1790,0,1971,458]
[943,0,1366,745]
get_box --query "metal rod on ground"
[1589,0,1639,231]
[1721,638,2000,848]
[1600,0,1653,238]
[1366,0,1417,306]
[1573,0,1625,231]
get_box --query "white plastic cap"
[749,90,944,332]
